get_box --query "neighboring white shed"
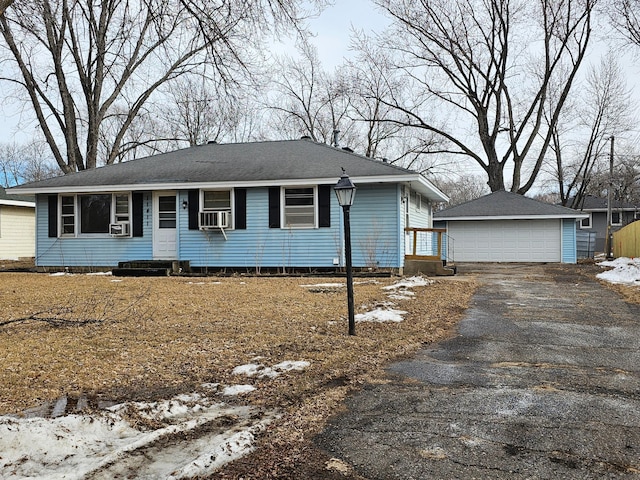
[0,187,35,260]
[434,191,588,263]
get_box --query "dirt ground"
[0,260,477,479]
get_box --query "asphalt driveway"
[316,263,640,479]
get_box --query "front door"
[153,192,177,260]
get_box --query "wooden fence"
[612,221,640,258]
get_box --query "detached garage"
[434,191,588,263]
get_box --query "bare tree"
[268,41,354,145]
[0,0,13,15]
[0,0,323,174]
[433,173,490,207]
[550,56,634,207]
[343,33,406,159]
[0,140,59,186]
[370,0,596,195]
[612,0,640,45]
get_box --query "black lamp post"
[334,170,357,335]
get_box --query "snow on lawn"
[355,275,433,323]
[355,307,407,323]
[382,276,434,290]
[232,360,310,379]
[0,361,310,479]
[597,257,640,285]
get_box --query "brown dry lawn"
[1,260,638,478]
[0,267,476,477]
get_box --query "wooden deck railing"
[404,227,447,261]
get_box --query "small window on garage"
[580,214,591,229]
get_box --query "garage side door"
[448,220,562,262]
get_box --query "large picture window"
[80,194,111,233]
[283,187,316,228]
[59,193,131,236]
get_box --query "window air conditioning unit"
[199,211,229,229]
[109,222,130,237]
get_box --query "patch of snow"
[167,423,268,479]
[232,363,263,377]
[0,393,271,480]
[355,307,408,323]
[232,360,310,379]
[272,360,310,372]
[49,272,70,276]
[111,279,123,282]
[86,271,112,276]
[300,282,344,288]
[597,257,640,285]
[383,276,433,290]
[222,385,256,396]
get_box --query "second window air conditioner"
[199,211,229,229]
[109,222,130,237]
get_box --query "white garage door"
[448,220,562,262]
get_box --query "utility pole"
[605,136,614,259]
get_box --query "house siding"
[0,205,35,260]
[349,184,400,269]
[561,218,578,264]
[34,194,152,268]
[581,210,637,253]
[35,186,404,270]
[179,188,341,269]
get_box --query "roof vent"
[300,135,312,140]
[207,140,217,144]
[382,158,388,163]
[342,147,353,153]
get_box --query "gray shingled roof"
[434,190,586,219]
[8,139,447,201]
[0,187,34,205]
[568,195,637,211]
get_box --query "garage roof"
[0,187,34,207]
[435,190,588,221]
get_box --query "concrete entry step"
[113,260,190,276]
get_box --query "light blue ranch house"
[8,139,449,274]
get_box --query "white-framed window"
[612,211,622,226]
[60,195,76,235]
[415,192,422,211]
[283,186,316,228]
[200,189,233,229]
[59,193,131,237]
[579,213,592,229]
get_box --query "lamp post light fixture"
[334,169,357,336]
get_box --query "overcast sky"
[0,0,390,145]
[1,2,639,154]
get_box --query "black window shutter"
[48,195,57,237]
[188,189,199,230]
[268,187,280,228]
[132,192,143,237]
[234,188,247,229]
[318,185,331,228]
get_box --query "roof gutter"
[8,173,450,202]
[0,199,36,207]
[435,214,589,221]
